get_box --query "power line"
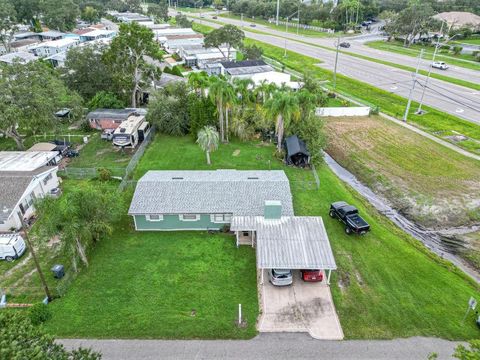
[417,81,480,114]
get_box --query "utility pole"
[241,13,244,28]
[403,49,424,122]
[416,21,449,114]
[333,36,340,91]
[276,0,280,26]
[19,215,52,301]
[297,2,300,36]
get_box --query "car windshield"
[273,269,291,277]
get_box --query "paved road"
[60,334,461,360]
[188,14,480,125]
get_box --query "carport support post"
[261,268,264,284]
[238,304,242,325]
[327,270,332,285]
[236,231,239,247]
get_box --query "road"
[187,13,480,125]
[60,333,462,360]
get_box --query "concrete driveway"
[258,270,344,340]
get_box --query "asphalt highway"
[186,13,480,125]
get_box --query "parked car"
[101,129,114,141]
[212,15,217,19]
[329,201,370,235]
[50,139,71,147]
[0,233,26,262]
[432,61,448,70]
[65,149,79,158]
[301,269,323,282]
[250,23,256,27]
[268,269,293,286]
[361,21,372,26]
[339,42,350,48]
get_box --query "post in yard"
[238,303,242,325]
[403,49,424,122]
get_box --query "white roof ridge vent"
[171,177,184,180]
[247,176,259,180]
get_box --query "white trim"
[133,215,138,230]
[210,213,233,223]
[146,214,163,222]
[179,214,200,222]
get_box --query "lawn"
[458,38,480,45]
[134,135,480,339]
[365,40,480,72]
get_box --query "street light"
[284,9,299,57]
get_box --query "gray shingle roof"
[128,170,294,216]
[231,216,337,270]
[86,108,135,120]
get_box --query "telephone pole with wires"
[403,49,424,122]
[333,36,341,91]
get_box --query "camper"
[0,233,26,261]
[112,115,149,148]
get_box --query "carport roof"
[231,216,337,270]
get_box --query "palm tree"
[233,78,254,108]
[254,80,277,104]
[264,91,300,152]
[197,125,219,165]
[188,71,209,97]
[208,76,236,142]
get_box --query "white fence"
[316,106,371,117]
[271,20,334,34]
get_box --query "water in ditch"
[323,152,480,283]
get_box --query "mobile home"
[112,115,149,148]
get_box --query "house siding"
[133,214,228,231]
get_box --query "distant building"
[0,51,37,65]
[433,11,480,31]
[87,108,137,131]
[218,60,274,79]
[38,30,65,41]
[0,151,61,232]
[29,38,80,58]
[79,29,116,42]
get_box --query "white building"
[29,38,79,58]
[0,151,61,232]
[0,51,37,65]
[79,29,116,42]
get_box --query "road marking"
[390,86,398,90]
[456,108,464,113]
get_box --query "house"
[27,143,66,162]
[13,32,42,42]
[251,71,302,90]
[29,38,79,58]
[45,51,67,68]
[86,108,137,131]
[0,152,61,232]
[79,29,116,42]
[38,30,65,41]
[128,170,294,231]
[179,45,236,69]
[9,39,41,53]
[128,170,337,283]
[0,51,37,65]
[433,11,480,31]
[218,60,274,79]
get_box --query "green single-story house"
[128,170,295,231]
[128,169,337,282]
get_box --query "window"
[43,173,53,185]
[211,214,232,223]
[179,214,200,222]
[146,214,163,222]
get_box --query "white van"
[0,233,26,262]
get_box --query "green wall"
[134,214,227,231]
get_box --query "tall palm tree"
[187,71,209,97]
[208,76,236,142]
[197,125,219,165]
[254,80,277,104]
[233,78,254,108]
[264,91,300,152]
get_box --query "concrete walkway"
[59,334,462,360]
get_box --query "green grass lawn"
[365,40,480,71]
[218,13,335,38]
[457,38,480,45]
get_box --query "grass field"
[458,38,480,45]
[192,22,480,155]
[325,115,480,229]
[365,40,480,71]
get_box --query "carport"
[231,215,337,281]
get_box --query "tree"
[204,25,245,60]
[0,0,17,53]
[88,91,124,110]
[148,3,168,22]
[39,0,80,31]
[81,5,101,24]
[11,0,41,24]
[35,184,123,270]
[385,2,439,47]
[453,340,480,359]
[197,125,219,165]
[0,312,101,360]
[104,22,162,108]
[208,76,236,143]
[188,93,216,139]
[0,61,82,149]
[125,0,142,12]
[253,79,277,104]
[188,71,209,97]
[175,13,192,28]
[264,91,300,152]
[63,44,118,102]
[147,82,190,136]
[242,44,264,60]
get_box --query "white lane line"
[456,108,465,113]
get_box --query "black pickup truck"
[329,202,370,235]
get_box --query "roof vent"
[172,177,184,180]
[120,128,126,133]
[247,177,259,180]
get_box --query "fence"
[118,126,155,191]
[316,106,371,117]
[58,167,126,179]
[273,20,334,34]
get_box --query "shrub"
[29,303,52,325]
[87,91,124,110]
[289,114,327,164]
[452,45,462,55]
[97,168,112,181]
